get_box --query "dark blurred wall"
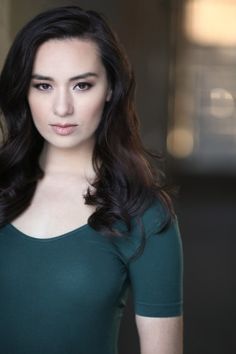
[175,174,236,354]
[168,1,236,353]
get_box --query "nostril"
[53,102,74,116]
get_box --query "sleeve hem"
[134,301,183,317]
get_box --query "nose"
[53,89,74,117]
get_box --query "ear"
[106,88,112,102]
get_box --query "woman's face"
[28,38,112,151]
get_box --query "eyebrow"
[31,72,99,81]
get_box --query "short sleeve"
[128,215,183,317]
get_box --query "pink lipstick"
[50,124,78,136]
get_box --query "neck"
[39,141,96,180]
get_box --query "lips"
[50,124,78,127]
[50,124,78,136]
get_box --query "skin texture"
[136,315,183,354]
[28,38,112,177]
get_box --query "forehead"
[32,38,104,75]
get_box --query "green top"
[0,200,183,354]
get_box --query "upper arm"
[128,217,183,317]
[135,314,183,354]
[128,214,184,353]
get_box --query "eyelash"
[33,83,51,91]
[74,82,93,91]
[32,82,93,91]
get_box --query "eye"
[74,82,92,91]
[33,83,52,91]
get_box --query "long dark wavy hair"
[0,5,173,242]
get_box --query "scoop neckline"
[7,222,90,242]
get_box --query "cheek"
[28,96,47,124]
[78,93,107,124]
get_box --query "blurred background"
[1,0,235,353]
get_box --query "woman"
[0,5,183,354]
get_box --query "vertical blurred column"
[0,0,11,69]
[167,0,236,175]
[118,0,172,153]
